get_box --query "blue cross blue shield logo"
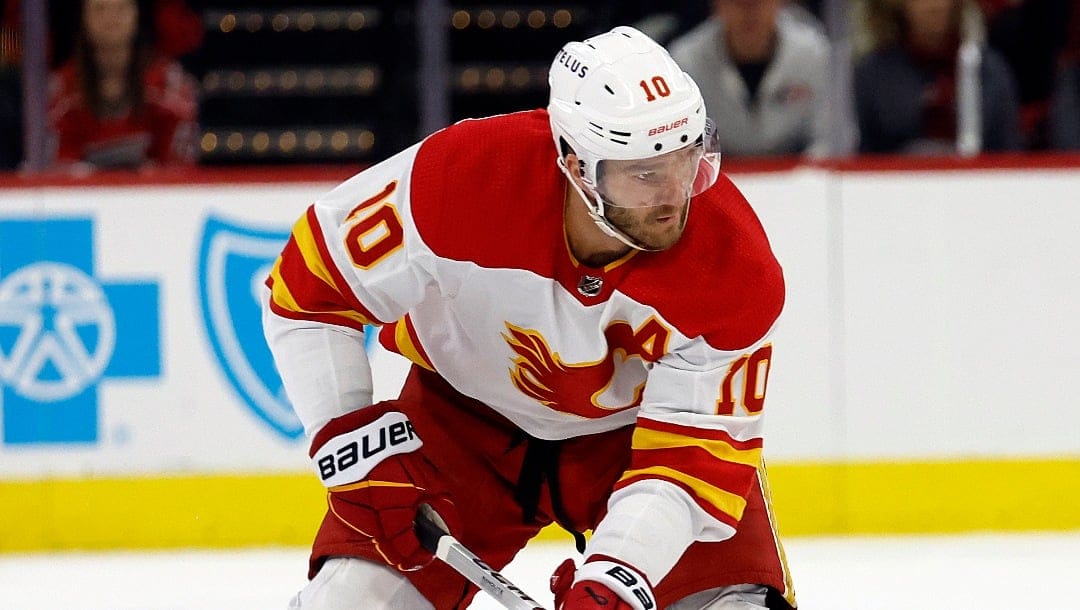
[0,218,160,444]
[197,216,303,440]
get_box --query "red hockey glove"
[550,557,656,610]
[309,405,459,572]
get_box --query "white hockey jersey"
[264,109,785,583]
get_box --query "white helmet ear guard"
[548,25,721,220]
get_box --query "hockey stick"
[415,504,549,610]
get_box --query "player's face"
[595,146,699,250]
[597,145,700,208]
[603,197,689,251]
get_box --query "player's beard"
[604,200,689,251]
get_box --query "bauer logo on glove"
[308,406,461,572]
[312,411,422,487]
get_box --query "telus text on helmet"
[555,49,589,78]
[647,117,689,137]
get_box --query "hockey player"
[265,26,796,610]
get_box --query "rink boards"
[1,159,1078,551]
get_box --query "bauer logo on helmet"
[648,117,690,137]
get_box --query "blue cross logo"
[0,219,161,444]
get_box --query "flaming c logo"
[503,318,671,418]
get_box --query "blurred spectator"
[980,0,1072,150]
[668,0,833,158]
[854,0,1022,155]
[47,0,199,170]
[48,0,203,68]
[607,0,712,46]
[1048,5,1078,150]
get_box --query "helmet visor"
[692,118,722,196]
[594,120,722,209]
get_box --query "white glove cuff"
[574,561,656,610]
[310,411,422,487]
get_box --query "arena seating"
[196,2,603,165]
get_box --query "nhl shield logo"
[198,215,303,440]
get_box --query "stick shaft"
[416,509,548,610]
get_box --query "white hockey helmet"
[548,26,721,224]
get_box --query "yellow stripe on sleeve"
[268,256,302,311]
[618,465,748,521]
[632,427,763,469]
[393,319,435,371]
[269,257,373,326]
[290,212,340,289]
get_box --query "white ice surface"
[1,532,1078,609]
